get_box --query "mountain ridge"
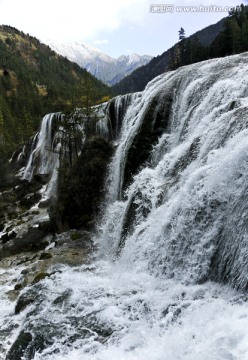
[112,18,226,95]
[47,40,152,85]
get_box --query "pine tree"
[226,18,242,54]
[178,27,186,41]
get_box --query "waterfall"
[98,53,248,291]
[21,107,120,201]
[22,113,61,199]
[3,53,248,359]
[96,94,137,143]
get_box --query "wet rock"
[70,231,83,241]
[13,179,43,201]
[14,285,44,314]
[16,254,38,266]
[6,325,54,359]
[6,206,18,219]
[6,324,59,360]
[1,228,49,258]
[39,252,52,260]
[21,268,29,275]
[20,192,42,208]
[1,231,17,244]
[32,272,51,284]
[1,192,17,203]
[38,199,51,208]
[12,180,31,199]
[38,220,52,233]
[6,327,52,360]
[33,174,50,185]
[6,331,33,360]
[6,289,20,301]
[1,232,10,244]
[14,283,23,291]
[52,289,72,305]
[15,294,35,314]
[9,231,17,239]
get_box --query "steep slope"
[47,40,152,85]
[112,18,225,95]
[0,25,111,154]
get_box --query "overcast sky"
[0,0,247,58]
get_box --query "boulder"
[1,227,50,258]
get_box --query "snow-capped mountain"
[47,40,152,86]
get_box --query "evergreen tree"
[178,27,186,41]
[226,18,242,54]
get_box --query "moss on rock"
[32,272,50,284]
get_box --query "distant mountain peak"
[46,40,153,86]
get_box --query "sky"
[0,0,247,58]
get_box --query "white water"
[23,113,61,199]
[2,53,248,359]
[22,108,113,201]
[23,263,248,360]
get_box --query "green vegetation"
[0,25,111,156]
[210,4,248,57]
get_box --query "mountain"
[47,40,153,85]
[112,18,225,95]
[2,52,248,358]
[0,25,111,155]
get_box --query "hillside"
[112,18,225,95]
[0,25,111,155]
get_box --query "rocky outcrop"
[50,136,113,231]
[0,176,47,239]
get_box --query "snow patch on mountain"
[47,40,152,86]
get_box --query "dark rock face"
[0,175,47,235]
[13,178,43,201]
[123,93,172,193]
[19,192,42,208]
[15,289,37,314]
[0,159,20,192]
[1,231,17,244]
[6,328,52,360]
[1,228,49,259]
[6,331,33,360]
[0,165,53,249]
[50,136,113,231]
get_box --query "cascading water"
[22,107,115,201]
[23,113,61,199]
[96,94,137,143]
[2,53,248,359]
